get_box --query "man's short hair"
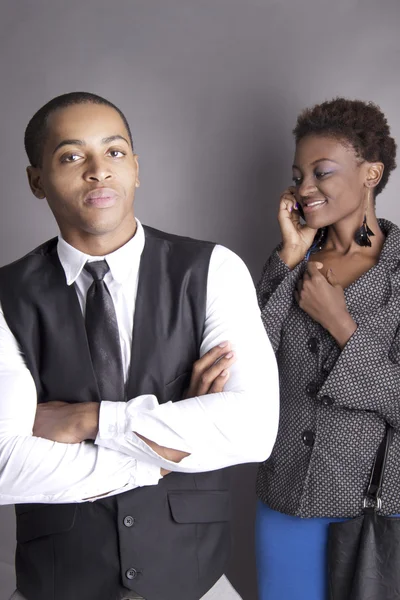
[24,91,134,168]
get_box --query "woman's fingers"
[278,190,303,242]
[279,190,298,215]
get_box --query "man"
[0,92,279,600]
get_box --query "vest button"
[123,515,136,527]
[321,395,334,407]
[307,337,319,353]
[302,430,315,447]
[126,568,138,580]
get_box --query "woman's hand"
[278,187,317,269]
[185,342,236,398]
[294,263,357,348]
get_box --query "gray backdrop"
[1,1,399,598]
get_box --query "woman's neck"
[325,211,384,256]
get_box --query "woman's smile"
[302,198,327,213]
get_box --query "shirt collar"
[57,219,145,286]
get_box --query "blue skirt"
[255,500,347,600]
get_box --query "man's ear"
[133,155,140,188]
[26,166,46,199]
[365,162,384,191]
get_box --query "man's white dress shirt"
[0,221,279,504]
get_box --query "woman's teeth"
[306,200,326,207]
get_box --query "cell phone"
[296,201,305,221]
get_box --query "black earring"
[354,215,375,247]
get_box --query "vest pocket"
[168,490,231,523]
[165,370,191,402]
[16,504,77,543]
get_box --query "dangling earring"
[355,188,375,247]
[354,215,375,247]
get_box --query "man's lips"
[84,188,118,208]
[302,199,327,213]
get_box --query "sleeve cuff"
[97,400,127,440]
[135,460,163,487]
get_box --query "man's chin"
[79,216,136,239]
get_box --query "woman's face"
[292,134,369,230]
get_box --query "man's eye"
[109,150,125,158]
[61,154,81,163]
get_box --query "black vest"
[0,226,231,600]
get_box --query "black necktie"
[84,260,125,402]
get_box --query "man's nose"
[84,157,113,182]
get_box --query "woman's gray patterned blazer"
[256,219,400,517]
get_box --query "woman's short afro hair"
[293,98,397,196]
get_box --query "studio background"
[0,1,399,598]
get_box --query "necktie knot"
[84,260,110,282]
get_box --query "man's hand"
[33,401,100,443]
[294,262,357,348]
[135,434,191,477]
[185,341,236,398]
[34,342,234,471]
[136,343,235,477]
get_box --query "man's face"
[27,103,139,240]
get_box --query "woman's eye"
[109,150,125,158]
[315,171,330,179]
[292,176,302,185]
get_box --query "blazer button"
[123,516,136,528]
[302,430,315,447]
[306,382,318,397]
[126,568,138,580]
[321,395,334,407]
[307,337,319,353]
[271,275,283,287]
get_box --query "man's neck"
[61,220,138,256]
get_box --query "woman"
[255,98,400,599]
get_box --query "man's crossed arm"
[0,247,279,504]
[32,344,236,472]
